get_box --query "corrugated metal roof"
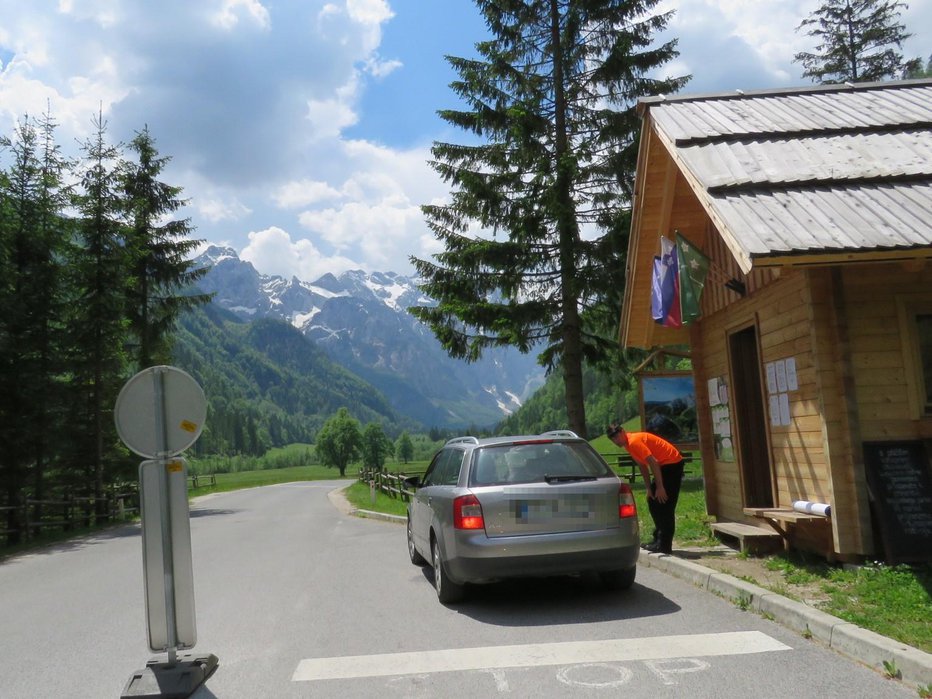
[680,131,932,189]
[645,80,932,263]
[650,83,932,143]
[710,183,932,256]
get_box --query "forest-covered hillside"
[173,304,420,455]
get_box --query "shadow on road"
[421,569,680,627]
[189,508,240,519]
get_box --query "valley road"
[0,481,913,698]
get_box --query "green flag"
[676,232,710,324]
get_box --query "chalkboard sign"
[863,440,932,564]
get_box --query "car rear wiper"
[544,474,597,484]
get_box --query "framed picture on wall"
[638,372,699,447]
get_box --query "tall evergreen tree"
[0,113,69,541]
[794,0,912,83]
[67,110,129,510]
[123,126,210,370]
[902,53,932,78]
[410,0,686,437]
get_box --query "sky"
[1,0,929,281]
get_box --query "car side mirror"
[403,475,421,489]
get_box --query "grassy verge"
[762,554,931,652]
[189,464,355,495]
[344,481,409,517]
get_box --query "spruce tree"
[122,126,210,370]
[0,113,69,541]
[794,0,912,83]
[67,110,129,510]
[411,0,686,437]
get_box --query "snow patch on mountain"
[192,245,545,427]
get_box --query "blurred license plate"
[514,496,593,523]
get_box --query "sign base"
[121,653,219,698]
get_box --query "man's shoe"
[642,542,662,553]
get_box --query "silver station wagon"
[405,432,640,604]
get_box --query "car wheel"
[431,537,465,604]
[407,517,426,566]
[600,566,636,591]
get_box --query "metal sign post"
[115,366,218,698]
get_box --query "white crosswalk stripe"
[292,631,791,682]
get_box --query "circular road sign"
[115,366,207,459]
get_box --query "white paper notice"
[708,378,720,406]
[769,395,781,426]
[786,357,798,391]
[765,363,777,395]
[778,393,791,426]
[776,360,788,393]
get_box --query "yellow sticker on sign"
[167,461,183,473]
[180,420,198,433]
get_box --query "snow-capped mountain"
[192,246,545,428]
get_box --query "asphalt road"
[0,481,914,698]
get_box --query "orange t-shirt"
[625,432,682,466]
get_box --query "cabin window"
[896,295,932,420]
[918,314,932,415]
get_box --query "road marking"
[292,631,790,682]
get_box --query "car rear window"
[469,442,612,486]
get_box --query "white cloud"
[305,96,359,140]
[346,0,394,25]
[365,54,403,78]
[197,196,252,224]
[273,179,343,208]
[241,225,359,280]
[211,0,271,30]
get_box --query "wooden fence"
[0,489,140,545]
[603,452,697,483]
[1,474,219,546]
[358,468,414,502]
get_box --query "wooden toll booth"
[618,79,932,562]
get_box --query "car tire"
[407,517,426,566]
[431,537,465,604]
[600,566,636,591]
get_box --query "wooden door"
[729,325,774,508]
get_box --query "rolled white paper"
[792,500,831,516]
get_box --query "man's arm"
[646,455,667,503]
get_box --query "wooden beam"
[753,249,932,269]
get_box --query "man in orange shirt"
[607,423,685,554]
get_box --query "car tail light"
[454,494,485,530]
[618,483,637,519]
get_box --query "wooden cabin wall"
[695,261,931,557]
[695,270,835,527]
[842,262,932,441]
[807,269,872,555]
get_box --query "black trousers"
[647,460,685,553]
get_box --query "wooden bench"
[743,506,834,560]
[611,452,697,484]
[709,521,783,554]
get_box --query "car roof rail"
[539,430,579,439]
[445,436,480,446]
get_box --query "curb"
[639,549,932,688]
[355,508,406,524]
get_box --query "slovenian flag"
[651,237,681,327]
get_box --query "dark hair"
[606,424,622,438]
